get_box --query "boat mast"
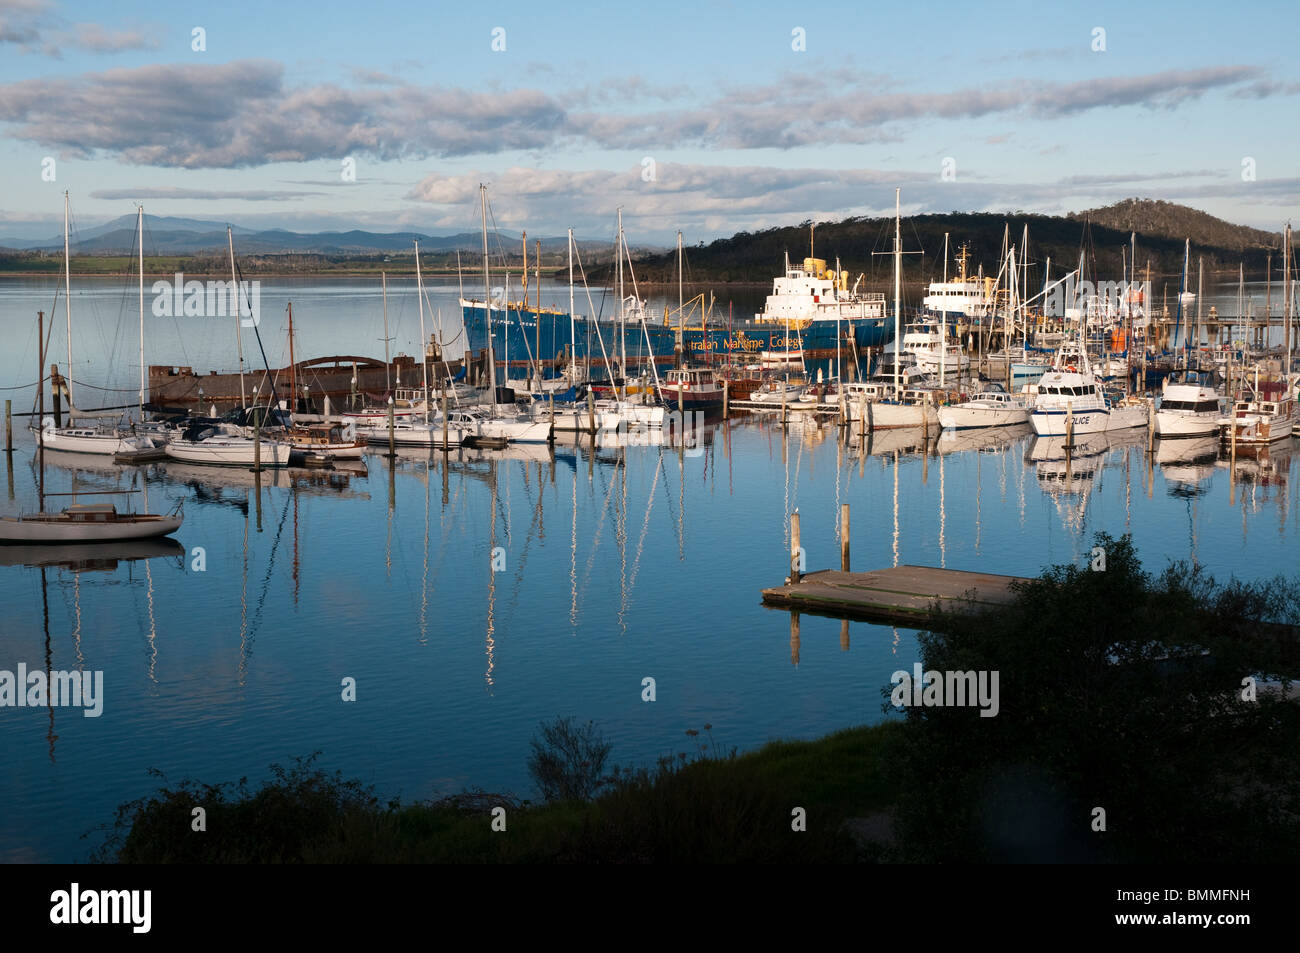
[1285,222,1292,379]
[382,271,391,393]
[63,191,73,423]
[137,204,145,421]
[415,239,430,425]
[227,226,247,408]
[535,239,541,390]
[677,230,683,317]
[893,188,901,397]
[480,184,497,414]
[37,309,45,511]
[287,301,297,414]
[617,207,626,390]
[568,228,576,382]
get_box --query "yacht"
[938,384,1031,430]
[1154,371,1223,438]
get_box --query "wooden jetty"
[762,565,1029,627]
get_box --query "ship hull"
[461,303,892,382]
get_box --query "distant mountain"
[0,220,635,257]
[605,201,1285,286]
[1068,199,1281,255]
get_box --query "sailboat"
[39,196,158,456]
[2,309,183,543]
[858,189,950,430]
[474,185,554,446]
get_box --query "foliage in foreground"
[890,532,1300,863]
[91,725,901,863]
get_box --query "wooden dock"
[762,565,1031,627]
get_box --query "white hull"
[938,404,1030,430]
[1030,408,1109,436]
[364,422,468,448]
[864,400,941,430]
[1153,411,1220,438]
[480,417,554,444]
[39,428,156,455]
[164,438,292,466]
[0,512,182,543]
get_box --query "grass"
[91,724,904,864]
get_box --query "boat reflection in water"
[1156,436,1220,495]
[936,422,1032,456]
[0,536,184,570]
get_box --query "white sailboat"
[40,196,158,456]
[475,185,554,446]
[2,309,183,544]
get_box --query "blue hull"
[462,304,892,382]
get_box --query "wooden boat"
[286,422,366,459]
[0,502,182,543]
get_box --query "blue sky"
[0,0,1296,242]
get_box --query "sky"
[0,0,1297,244]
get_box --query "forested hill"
[1067,199,1282,254]
[609,200,1283,287]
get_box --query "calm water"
[1,278,1297,862]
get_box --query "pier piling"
[840,503,850,572]
[790,511,802,584]
[4,400,11,453]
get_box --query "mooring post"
[252,410,263,473]
[840,502,850,571]
[51,365,62,428]
[790,611,801,667]
[839,387,847,428]
[858,394,867,448]
[790,510,802,584]
[587,389,596,436]
[386,396,396,458]
[722,379,729,419]
[4,400,11,453]
[1065,399,1074,453]
[1147,398,1155,454]
[781,383,788,428]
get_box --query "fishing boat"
[1221,377,1294,447]
[937,385,1031,430]
[659,366,725,409]
[1154,371,1223,438]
